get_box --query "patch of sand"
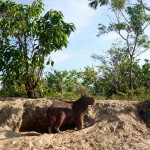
[0,98,150,150]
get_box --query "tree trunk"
[25,81,37,98]
[129,65,133,90]
[129,57,133,91]
[27,89,36,98]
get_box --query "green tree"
[89,0,125,10]
[46,69,79,96]
[89,0,150,90]
[133,59,150,90]
[139,0,150,11]
[92,43,130,97]
[78,66,98,95]
[46,70,68,96]
[0,0,75,98]
[64,70,79,93]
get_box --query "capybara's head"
[80,95,95,105]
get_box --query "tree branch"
[140,0,150,11]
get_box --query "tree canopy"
[0,0,150,100]
[0,0,75,98]
[88,0,150,90]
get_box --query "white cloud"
[50,50,72,65]
[44,0,96,32]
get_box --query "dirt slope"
[0,98,150,150]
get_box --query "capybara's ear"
[81,94,86,98]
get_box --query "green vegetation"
[1,57,150,100]
[90,0,150,91]
[0,0,150,100]
[0,0,75,98]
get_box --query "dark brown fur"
[47,96,95,133]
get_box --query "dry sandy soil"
[0,97,150,150]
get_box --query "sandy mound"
[0,98,150,150]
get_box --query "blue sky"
[12,0,150,71]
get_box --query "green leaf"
[51,61,54,66]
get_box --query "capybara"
[47,95,95,133]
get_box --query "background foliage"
[0,0,150,100]
[0,0,75,98]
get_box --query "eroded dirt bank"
[0,98,150,150]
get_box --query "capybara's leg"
[48,126,52,133]
[54,113,65,133]
[48,116,55,133]
[76,115,84,130]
